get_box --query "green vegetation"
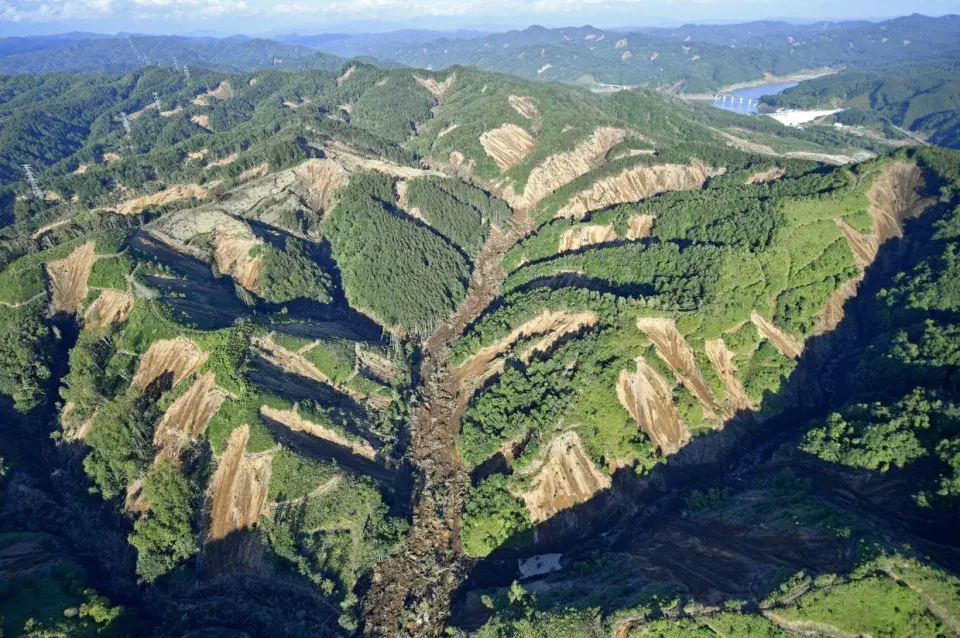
[129,461,199,583]
[0,300,53,412]
[88,255,132,290]
[404,176,511,256]
[326,172,469,334]
[764,60,960,149]
[83,385,163,500]
[256,237,333,304]
[303,337,356,384]
[461,475,532,557]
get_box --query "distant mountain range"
[2,14,959,92]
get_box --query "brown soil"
[204,425,274,577]
[625,214,655,240]
[840,161,935,269]
[615,38,628,48]
[746,166,786,184]
[556,161,717,219]
[357,347,404,383]
[558,224,617,252]
[294,158,349,214]
[501,127,628,210]
[208,153,238,167]
[456,309,598,390]
[637,317,721,419]
[750,310,803,359]
[516,432,612,524]
[154,372,227,463]
[191,114,211,130]
[159,106,182,117]
[449,151,475,178]
[44,191,61,202]
[46,242,95,316]
[108,183,212,215]
[125,478,148,514]
[836,219,875,270]
[326,142,440,179]
[622,50,633,61]
[705,338,751,412]
[814,277,861,336]
[212,232,263,293]
[508,95,540,120]
[537,64,552,74]
[617,356,690,455]
[413,73,456,99]
[260,404,377,461]
[255,334,335,386]
[132,337,208,390]
[238,162,269,182]
[479,124,537,172]
[192,81,233,106]
[337,65,356,87]
[84,290,133,328]
[187,150,208,162]
[437,123,459,138]
[102,152,121,163]
[74,164,89,175]
[784,151,853,165]
[31,219,71,239]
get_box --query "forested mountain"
[299,14,960,92]
[0,49,959,638]
[0,35,345,75]
[762,60,960,149]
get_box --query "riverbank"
[681,66,839,100]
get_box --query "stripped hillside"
[0,58,958,638]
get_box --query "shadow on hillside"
[452,170,960,626]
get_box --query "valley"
[0,17,959,637]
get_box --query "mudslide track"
[362,213,534,636]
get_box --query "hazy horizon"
[3,0,959,38]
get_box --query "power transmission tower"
[22,165,43,199]
[153,92,162,110]
[172,57,181,73]
[121,112,132,136]
[183,65,191,80]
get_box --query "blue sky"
[2,0,959,36]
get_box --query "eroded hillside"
[0,59,958,638]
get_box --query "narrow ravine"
[362,213,534,636]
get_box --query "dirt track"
[362,211,536,636]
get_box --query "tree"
[129,460,199,582]
[461,474,531,558]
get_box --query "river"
[711,81,798,114]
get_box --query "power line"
[153,92,162,110]
[22,164,43,199]
[121,112,132,136]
